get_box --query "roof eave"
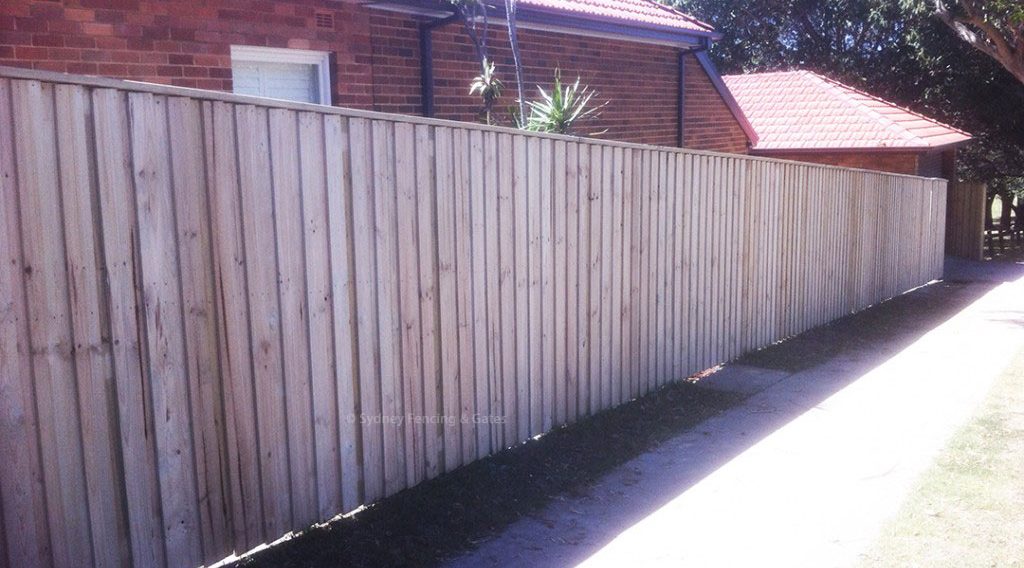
[364,0,719,47]
[516,6,721,43]
[750,139,973,154]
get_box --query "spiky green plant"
[469,58,504,125]
[522,70,606,135]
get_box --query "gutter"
[750,140,972,155]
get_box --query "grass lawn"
[858,348,1024,568]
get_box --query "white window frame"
[230,45,332,105]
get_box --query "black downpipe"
[419,14,461,118]
[419,23,434,117]
[677,42,708,148]
[678,50,686,148]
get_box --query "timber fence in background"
[0,66,946,568]
[944,181,986,260]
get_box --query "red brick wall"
[917,149,959,179]
[917,150,942,178]
[754,150,922,176]
[1,0,750,153]
[682,55,748,154]
[751,149,961,179]
[0,0,376,108]
[369,12,749,152]
[940,148,956,180]
[370,13,682,146]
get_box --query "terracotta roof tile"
[722,70,972,150]
[518,0,714,33]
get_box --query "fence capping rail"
[0,64,948,183]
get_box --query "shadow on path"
[233,259,1011,568]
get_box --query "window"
[230,46,332,105]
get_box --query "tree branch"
[934,0,1024,84]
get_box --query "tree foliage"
[448,0,491,67]
[932,0,1024,84]
[671,0,1023,181]
[447,0,527,127]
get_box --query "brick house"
[0,0,757,153]
[723,71,972,178]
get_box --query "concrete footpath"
[445,259,1024,568]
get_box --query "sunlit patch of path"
[445,259,1024,568]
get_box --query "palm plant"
[522,71,606,135]
[470,58,504,125]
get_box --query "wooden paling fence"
[0,67,946,568]
[944,181,986,260]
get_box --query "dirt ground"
[735,280,984,373]
[231,374,739,567]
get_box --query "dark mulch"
[231,381,740,568]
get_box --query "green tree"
[932,0,1024,84]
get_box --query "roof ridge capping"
[803,72,922,146]
[722,69,971,151]
[807,70,972,143]
[721,69,805,78]
[643,0,715,32]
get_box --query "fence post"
[944,181,986,260]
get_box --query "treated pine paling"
[496,132,518,448]
[540,138,556,432]
[468,129,491,458]
[553,140,569,426]
[300,112,343,517]
[130,92,204,567]
[235,103,293,540]
[350,117,386,499]
[395,121,427,485]
[372,120,406,495]
[13,80,95,568]
[414,123,444,480]
[208,99,264,551]
[565,142,581,420]
[324,115,363,512]
[269,107,318,530]
[56,84,130,567]
[484,131,503,448]
[453,129,477,462]
[0,78,52,568]
[169,95,230,558]
[512,133,530,441]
